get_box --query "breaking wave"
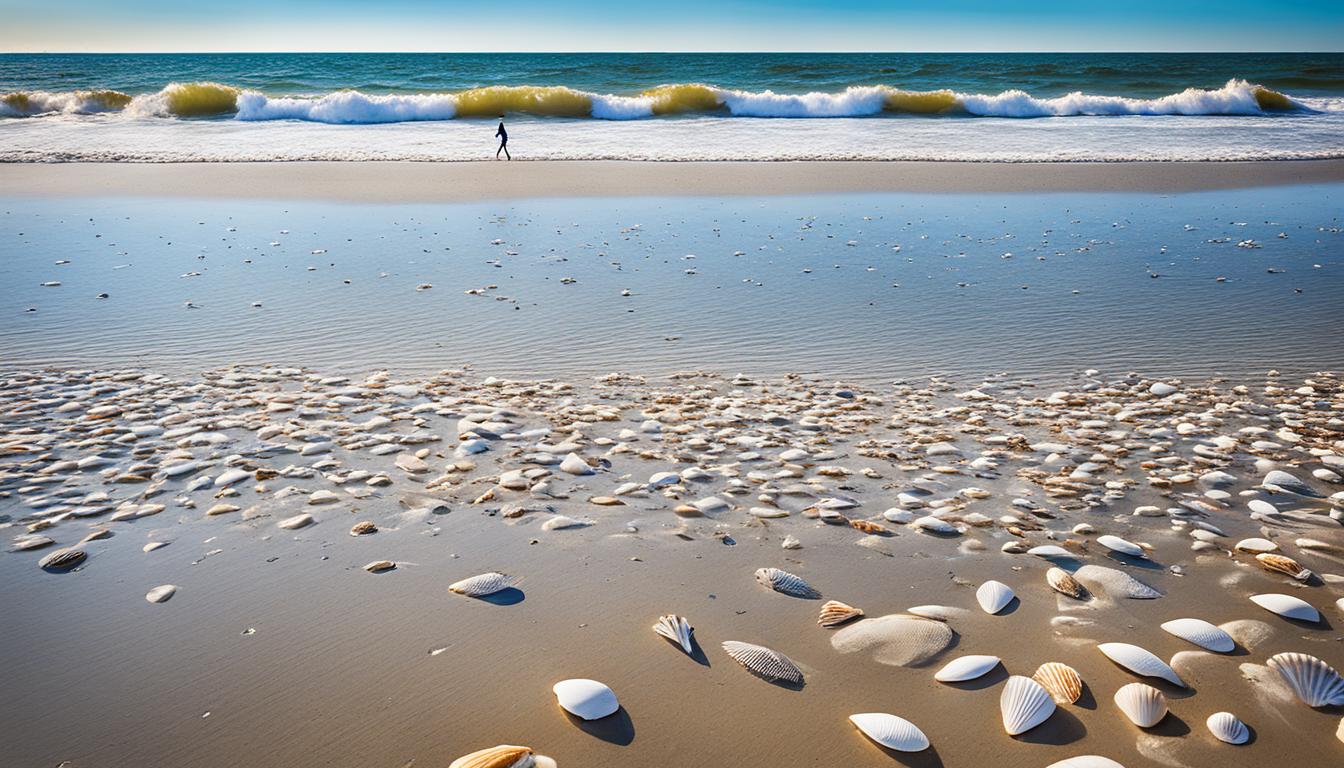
[0,79,1312,122]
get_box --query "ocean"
[2,52,1343,161]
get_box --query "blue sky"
[4,0,1342,52]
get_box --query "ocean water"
[2,52,1343,161]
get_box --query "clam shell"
[722,640,804,683]
[754,567,821,599]
[1072,565,1161,599]
[1249,593,1320,622]
[1262,470,1322,497]
[145,584,177,603]
[1033,662,1083,704]
[976,580,1015,614]
[552,678,619,720]
[912,516,958,534]
[1113,682,1168,727]
[12,535,55,551]
[278,513,314,530]
[1159,618,1235,653]
[1000,675,1056,735]
[1267,652,1344,707]
[1096,535,1145,558]
[935,654,1001,683]
[448,745,554,768]
[1097,642,1185,687]
[449,572,515,597]
[38,547,86,571]
[848,712,930,752]
[1046,567,1088,599]
[817,600,864,628]
[1029,545,1073,559]
[1046,758,1125,768]
[652,614,694,654]
[1205,712,1249,745]
[1255,553,1313,582]
[349,521,377,536]
[364,560,396,572]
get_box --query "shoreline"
[5,159,1344,202]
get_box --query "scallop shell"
[449,572,515,597]
[363,560,396,573]
[1032,662,1084,704]
[1159,618,1235,653]
[1113,682,1168,727]
[1046,758,1125,768]
[722,640,804,683]
[1000,675,1056,735]
[1046,567,1088,599]
[1097,642,1185,687]
[848,712,930,752]
[976,580,1015,614]
[448,745,555,768]
[935,654,1001,683]
[38,547,86,571]
[145,584,177,603]
[1096,535,1145,558]
[1249,593,1320,622]
[817,600,864,628]
[552,678,619,720]
[1205,712,1249,745]
[1267,652,1344,707]
[754,567,821,599]
[652,614,694,654]
[1255,553,1313,582]
[1072,565,1161,599]
[350,521,377,536]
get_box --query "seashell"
[817,600,865,628]
[145,584,177,603]
[850,519,887,535]
[278,513,314,530]
[848,712,929,752]
[1205,712,1249,745]
[1046,758,1125,768]
[912,516,958,535]
[1097,642,1185,687]
[541,515,591,531]
[350,521,377,536]
[1233,537,1277,554]
[722,640,804,683]
[1096,534,1145,558]
[364,560,395,572]
[652,614,694,654]
[976,580,1015,614]
[1261,470,1322,497]
[935,654,1001,683]
[1072,565,1161,599]
[754,567,821,599]
[1033,662,1083,704]
[449,572,515,597]
[1029,545,1073,559]
[1267,652,1344,707]
[1000,675,1056,735]
[1046,567,1088,599]
[12,535,55,551]
[143,542,167,552]
[1255,553,1312,582]
[38,547,86,571]
[1159,618,1235,653]
[1249,593,1320,622]
[552,678,619,720]
[1113,682,1168,727]
[448,745,556,768]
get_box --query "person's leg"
[504,143,510,160]
[497,142,503,159]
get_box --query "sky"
[3,0,1342,52]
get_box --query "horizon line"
[4,49,1343,55]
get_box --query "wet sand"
[6,158,1344,202]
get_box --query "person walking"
[495,116,510,160]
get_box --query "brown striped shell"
[1032,662,1083,704]
[817,600,865,628]
[447,744,535,768]
[1256,553,1313,582]
[1046,567,1088,599]
[38,547,87,570]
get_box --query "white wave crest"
[236,91,458,123]
[958,79,1281,117]
[719,86,889,118]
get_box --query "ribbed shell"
[976,580,1015,614]
[1000,675,1056,735]
[1045,758,1125,768]
[817,600,864,628]
[38,547,86,570]
[848,712,930,752]
[754,567,821,599]
[1097,643,1185,687]
[1072,565,1162,599]
[1113,682,1168,727]
[1096,535,1145,558]
[934,654,1001,683]
[449,572,515,597]
[1256,553,1313,582]
[1033,662,1083,704]
[1159,618,1235,653]
[1267,652,1344,707]
[1205,712,1249,745]
[1250,593,1320,622]
[349,521,377,536]
[652,614,694,654]
[722,640,804,683]
[447,745,539,768]
[1046,567,1088,599]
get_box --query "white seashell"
[1097,642,1185,687]
[278,513,314,530]
[1072,565,1161,599]
[1249,593,1320,623]
[754,567,821,598]
[145,584,177,603]
[12,535,54,551]
[1159,618,1235,653]
[1028,545,1073,558]
[652,614,694,654]
[912,516,958,535]
[541,515,591,531]
[1113,682,1168,727]
[1033,662,1083,704]
[1267,652,1344,707]
[1046,758,1125,768]
[448,744,555,768]
[1205,712,1249,745]
[449,572,515,597]
[976,580,1015,614]
[1096,535,1145,558]
[848,712,929,752]
[558,453,593,475]
[935,655,1001,683]
[1000,675,1056,735]
[552,678,618,720]
[1234,537,1278,553]
[817,600,864,627]
[1261,470,1322,497]
[722,640,804,683]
